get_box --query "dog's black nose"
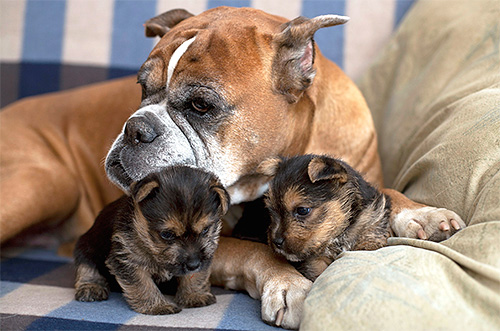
[273,237,285,249]
[186,255,201,271]
[125,116,158,144]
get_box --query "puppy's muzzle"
[125,115,160,145]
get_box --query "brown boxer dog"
[0,7,465,329]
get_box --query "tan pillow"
[301,0,500,329]
[358,0,500,226]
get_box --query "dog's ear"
[210,180,230,216]
[131,179,160,203]
[256,156,283,177]
[272,15,349,103]
[308,156,348,184]
[145,9,194,38]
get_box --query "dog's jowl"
[74,166,230,314]
[259,155,392,281]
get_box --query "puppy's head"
[130,166,229,276]
[258,155,357,262]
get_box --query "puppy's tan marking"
[74,263,109,302]
[135,180,159,202]
[282,186,306,213]
[308,157,348,184]
[175,270,216,308]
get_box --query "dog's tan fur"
[0,7,465,329]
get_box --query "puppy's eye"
[191,99,211,114]
[160,230,176,241]
[200,226,210,236]
[294,207,311,217]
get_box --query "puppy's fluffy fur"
[258,155,392,281]
[74,166,229,314]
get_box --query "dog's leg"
[382,188,466,241]
[175,269,216,308]
[0,162,80,242]
[74,263,110,302]
[210,237,312,330]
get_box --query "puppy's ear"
[308,157,348,184]
[272,15,349,103]
[145,9,194,38]
[131,179,160,203]
[256,157,283,177]
[211,181,230,216]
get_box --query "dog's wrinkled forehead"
[139,36,197,93]
[138,8,287,93]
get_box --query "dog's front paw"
[175,291,216,308]
[75,283,109,302]
[392,207,466,242]
[261,273,313,330]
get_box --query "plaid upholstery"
[0,0,416,107]
[0,0,416,329]
[0,247,280,330]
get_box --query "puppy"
[74,166,230,315]
[258,155,392,281]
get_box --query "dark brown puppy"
[258,155,392,281]
[74,166,230,315]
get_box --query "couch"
[1,0,499,330]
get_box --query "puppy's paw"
[133,301,182,315]
[176,291,216,308]
[261,273,313,330]
[393,207,466,242]
[75,283,109,302]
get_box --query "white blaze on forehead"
[167,36,197,89]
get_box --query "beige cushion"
[301,0,500,329]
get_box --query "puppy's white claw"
[261,274,312,329]
[393,207,466,242]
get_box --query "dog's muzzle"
[105,105,198,193]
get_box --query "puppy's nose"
[186,255,201,271]
[125,116,159,144]
[273,236,285,249]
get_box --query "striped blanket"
[1,0,415,107]
[0,246,280,330]
[0,1,415,330]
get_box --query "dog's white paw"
[260,273,313,330]
[392,207,466,242]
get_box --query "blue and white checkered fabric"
[0,247,283,330]
[0,0,416,107]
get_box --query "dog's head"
[105,7,349,204]
[130,166,229,276]
[258,155,360,262]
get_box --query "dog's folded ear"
[131,179,160,203]
[210,181,230,216]
[256,156,283,177]
[145,9,194,38]
[307,156,348,184]
[272,15,349,103]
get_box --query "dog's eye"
[191,99,211,113]
[160,230,176,241]
[294,207,311,217]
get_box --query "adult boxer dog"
[0,7,465,329]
